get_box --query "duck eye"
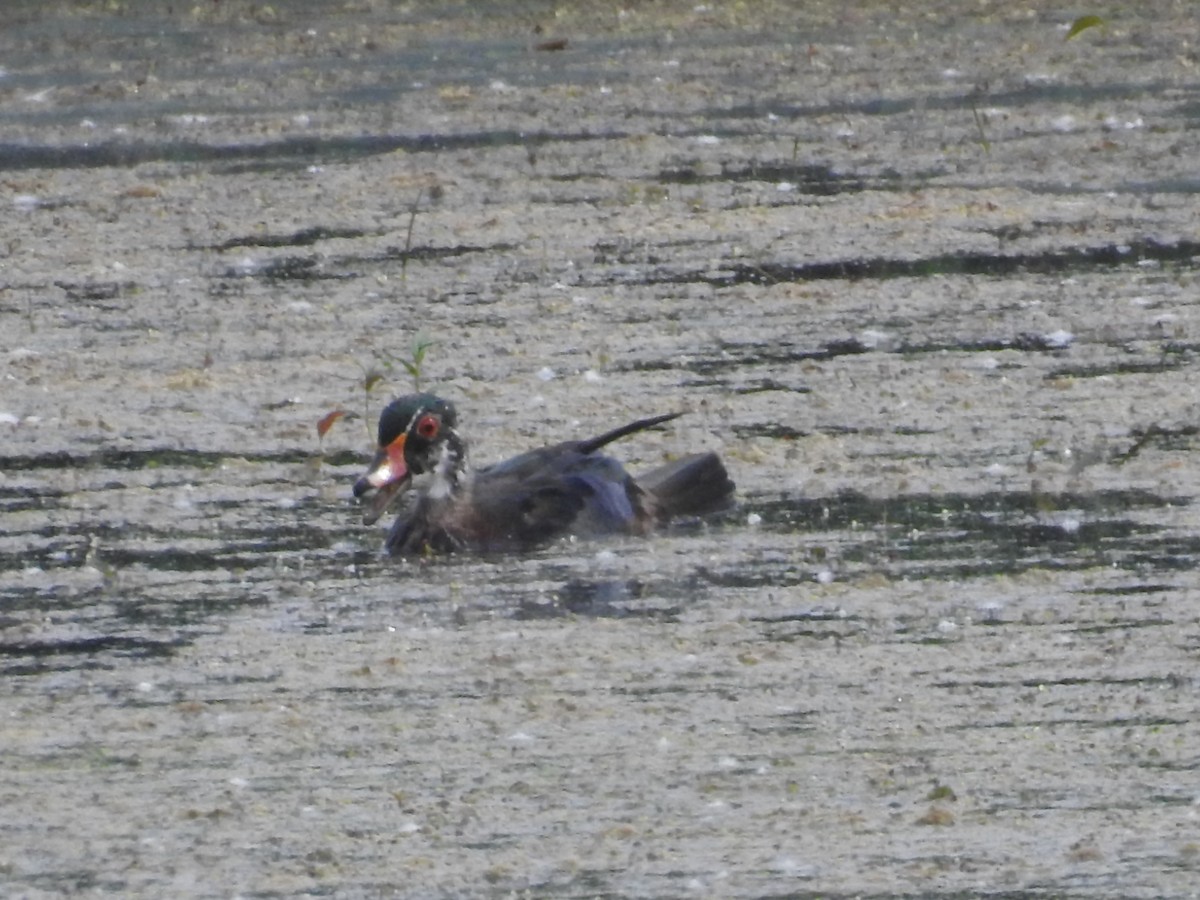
[415,415,439,439]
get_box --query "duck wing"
[471,446,647,547]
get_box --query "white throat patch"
[427,439,464,500]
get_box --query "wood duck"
[353,393,735,555]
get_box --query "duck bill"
[353,436,411,525]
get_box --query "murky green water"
[3,1,1200,897]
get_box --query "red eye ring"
[415,415,439,440]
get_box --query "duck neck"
[427,430,469,501]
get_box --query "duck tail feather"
[639,452,735,519]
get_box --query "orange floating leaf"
[317,409,346,439]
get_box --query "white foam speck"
[858,329,894,350]
[769,856,816,877]
[1043,329,1074,349]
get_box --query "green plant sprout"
[316,334,437,447]
[400,187,423,287]
[968,82,991,154]
[390,333,436,392]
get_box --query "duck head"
[353,393,462,524]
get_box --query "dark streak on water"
[0,635,186,677]
[654,162,911,194]
[0,130,626,172]
[613,238,1200,287]
[0,446,359,471]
